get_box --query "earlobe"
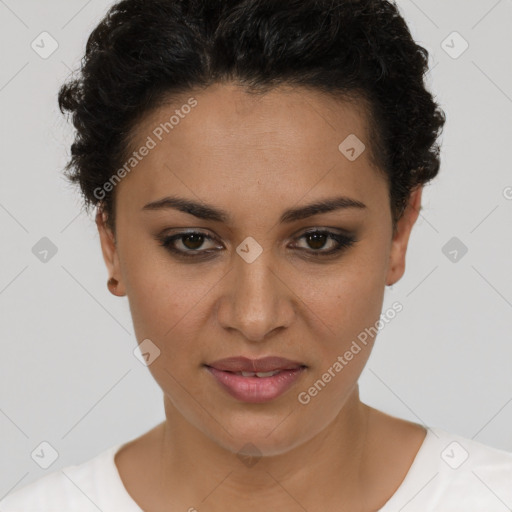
[95,207,126,297]
[385,186,423,287]
[107,276,123,296]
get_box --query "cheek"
[293,247,388,353]
[335,263,386,339]
[295,271,384,403]
[291,264,387,424]
[115,224,207,337]
[124,262,215,354]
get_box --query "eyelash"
[156,229,357,260]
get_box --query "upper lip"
[206,356,306,373]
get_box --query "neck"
[156,386,374,511]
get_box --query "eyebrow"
[142,194,366,224]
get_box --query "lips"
[204,356,307,403]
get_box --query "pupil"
[307,232,326,250]
[184,234,204,249]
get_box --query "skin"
[96,82,426,512]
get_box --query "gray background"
[1,0,511,497]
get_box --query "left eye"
[293,230,355,253]
[157,229,356,259]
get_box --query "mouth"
[205,356,306,373]
[204,356,307,403]
[220,369,289,377]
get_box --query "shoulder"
[432,428,512,506]
[428,427,512,481]
[0,443,123,512]
[380,426,512,511]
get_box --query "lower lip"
[206,366,306,403]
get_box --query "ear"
[95,207,126,296]
[385,186,422,287]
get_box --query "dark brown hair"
[58,0,446,234]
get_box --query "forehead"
[117,83,385,214]
[133,82,370,158]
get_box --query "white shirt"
[1,426,511,511]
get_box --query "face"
[97,83,421,456]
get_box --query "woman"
[2,0,511,510]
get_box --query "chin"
[205,410,316,458]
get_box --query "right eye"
[157,231,222,259]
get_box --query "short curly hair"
[58,0,446,235]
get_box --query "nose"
[216,249,296,343]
